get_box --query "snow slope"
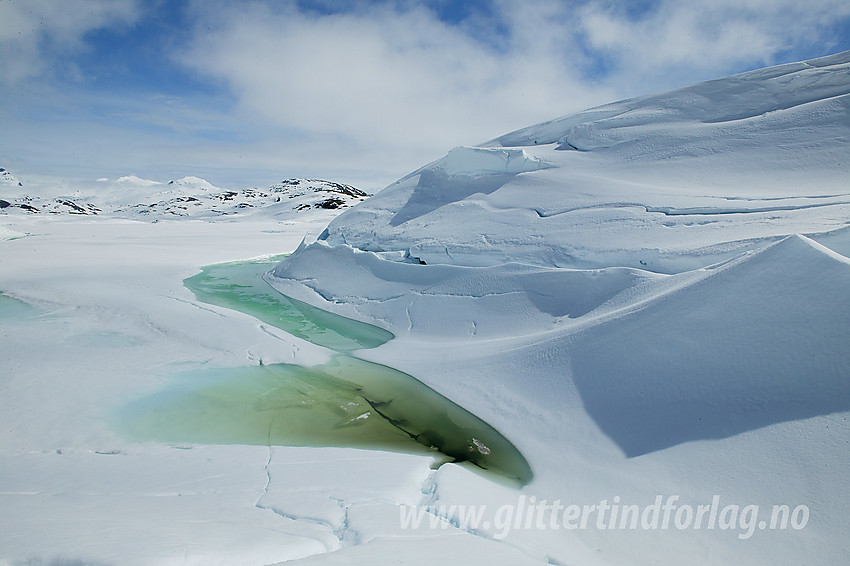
[0,168,23,188]
[267,51,850,564]
[307,50,850,273]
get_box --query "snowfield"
[2,52,850,565]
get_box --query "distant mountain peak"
[0,167,23,187]
[270,178,369,198]
[167,176,218,190]
[0,175,369,219]
[116,175,161,187]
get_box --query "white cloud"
[0,0,138,85]
[173,0,850,186]
[578,0,850,92]
[2,0,848,189]
[179,1,614,176]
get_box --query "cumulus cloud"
[578,0,850,91]
[0,0,139,85]
[180,1,610,159]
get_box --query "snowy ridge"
[488,50,850,150]
[304,50,849,274]
[265,52,850,564]
[0,175,369,219]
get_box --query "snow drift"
[267,51,850,563]
[570,234,850,456]
[274,49,850,331]
[300,50,849,273]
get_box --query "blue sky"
[2,0,849,191]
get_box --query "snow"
[0,167,23,187]
[169,175,219,190]
[313,50,850,273]
[267,50,850,564]
[0,176,369,219]
[2,51,850,565]
[0,224,24,240]
[0,216,360,565]
[569,234,850,456]
[116,174,163,187]
[434,146,554,177]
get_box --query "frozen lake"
[119,257,532,485]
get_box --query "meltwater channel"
[120,256,532,485]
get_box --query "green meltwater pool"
[183,256,393,351]
[118,256,532,486]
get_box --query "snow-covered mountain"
[266,51,850,564]
[0,167,23,187]
[274,50,850,334]
[0,175,369,219]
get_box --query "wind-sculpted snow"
[375,146,553,227]
[272,239,671,338]
[435,146,553,177]
[306,51,850,275]
[488,50,850,149]
[571,235,850,456]
[271,51,850,478]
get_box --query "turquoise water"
[0,292,39,322]
[120,256,532,485]
[183,256,393,351]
